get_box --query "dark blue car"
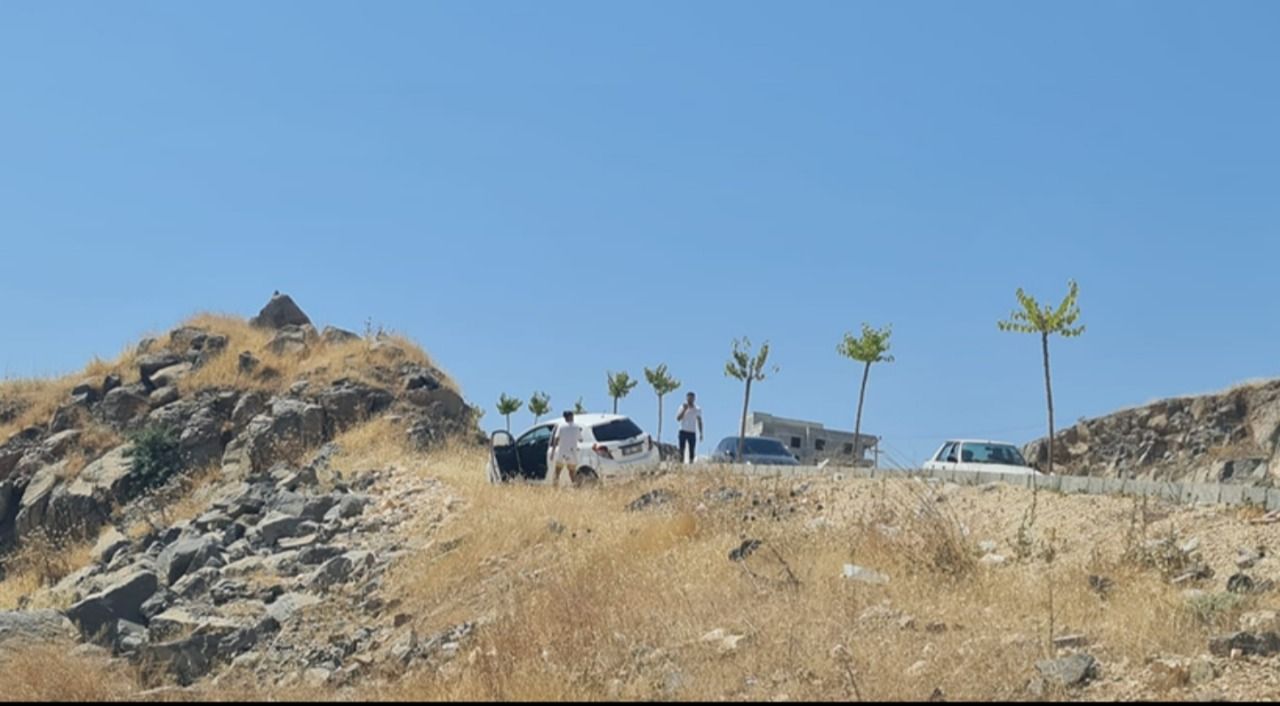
[712,436,800,466]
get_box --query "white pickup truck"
[921,439,1043,476]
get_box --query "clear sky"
[2,1,1278,465]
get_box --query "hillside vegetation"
[4,296,1280,702]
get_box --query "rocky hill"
[1023,379,1280,485]
[0,294,481,689]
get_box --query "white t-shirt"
[677,403,702,433]
[553,422,583,457]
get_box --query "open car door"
[489,430,519,483]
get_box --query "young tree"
[528,391,551,423]
[643,364,681,445]
[724,337,779,462]
[496,393,523,432]
[997,279,1085,475]
[836,323,895,462]
[574,397,588,414]
[606,371,638,414]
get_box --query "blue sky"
[2,1,1278,465]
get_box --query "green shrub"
[124,425,182,491]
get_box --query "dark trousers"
[678,431,697,463]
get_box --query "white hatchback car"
[487,413,661,486]
[921,439,1043,476]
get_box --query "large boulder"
[138,352,183,381]
[226,399,326,474]
[158,534,223,586]
[99,386,151,427]
[321,326,361,345]
[13,463,64,538]
[266,325,317,356]
[0,610,77,648]
[76,444,138,504]
[317,381,394,435]
[178,407,225,468]
[249,293,312,330]
[66,569,160,643]
[0,479,15,528]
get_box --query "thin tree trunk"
[737,378,752,461]
[657,395,664,446]
[505,414,510,432]
[854,361,871,462]
[1042,332,1055,475]
[613,397,618,414]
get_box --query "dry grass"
[328,415,422,475]
[126,461,225,538]
[178,313,457,396]
[0,529,99,610]
[0,644,140,701]
[366,452,1247,702]
[0,350,141,443]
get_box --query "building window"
[843,442,854,454]
[814,438,826,452]
[790,436,801,449]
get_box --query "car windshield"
[960,442,1028,466]
[591,418,644,443]
[741,438,790,456]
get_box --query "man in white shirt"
[675,391,703,464]
[549,410,583,487]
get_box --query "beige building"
[745,411,877,466]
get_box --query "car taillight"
[593,444,614,459]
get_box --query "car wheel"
[573,467,599,488]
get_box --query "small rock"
[1208,631,1280,657]
[979,554,1007,567]
[1053,634,1089,649]
[1035,653,1098,688]
[1235,547,1264,570]
[728,539,762,562]
[1189,657,1217,685]
[842,564,889,584]
[627,489,675,512]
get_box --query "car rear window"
[592,418,644,443]
[745,438,790,455]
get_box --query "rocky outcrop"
[0,294,482,691]
[249,293,312,330]
[1024,379,1280,485]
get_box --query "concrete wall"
[698,463,1280,512]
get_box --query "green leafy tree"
[997,279,1085,475]
[606,371,638,414]
[528,391,551,423]
[643,364,681,445]
[574,397,588,414]
[496,393,523,432]
[724,337,779,462]
[837,323,894,462]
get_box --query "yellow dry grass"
[178,313,457,396]
[368,451,1246,702]
[0,644,140,701]
[0,529,99,611]
[0,350,140,443]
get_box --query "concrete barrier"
[1059,476,1089,494]
[705,463,1275,512]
